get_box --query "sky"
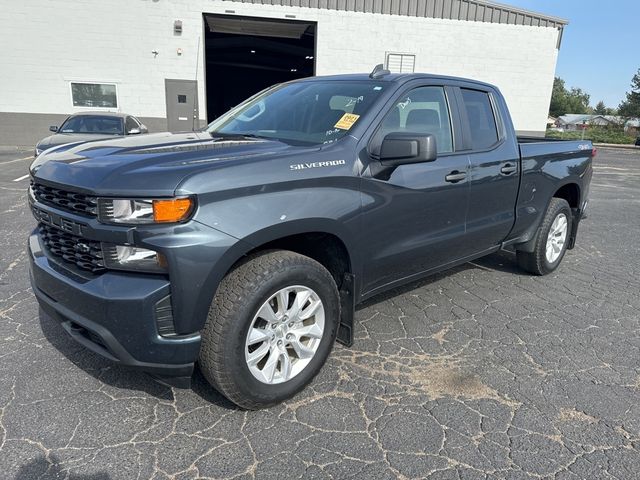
[504,0,638,109]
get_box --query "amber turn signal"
[152,198,194,223]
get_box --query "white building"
[0,0,567,145]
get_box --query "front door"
[165,79,199,132]
[359,85,471,295]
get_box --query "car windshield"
[59,116,124,135]
[206,81,387,145]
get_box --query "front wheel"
[516,197,572,275]
[198,250,340,409]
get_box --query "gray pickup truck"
[28,68,594,408]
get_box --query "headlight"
[97,197,194,224]
[102,244,167,273]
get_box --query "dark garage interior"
[203,14,316,121]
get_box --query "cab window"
[460,88,499,150]
[377,86,453,154]
[125,116,139,133]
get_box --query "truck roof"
[297,72,497,90]
[68,111,129,119]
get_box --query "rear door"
[358,83,471,295]
[458,86,520,250]
[165,79,199,132]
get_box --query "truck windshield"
[206,81,386,146]
[59,116,124,135]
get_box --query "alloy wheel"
[244,285,325,384]
[545,213,568,263]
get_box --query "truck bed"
[517,136,572,143]
[517,137,594,160]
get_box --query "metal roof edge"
[476,0,568,25]
[223,0,569,28]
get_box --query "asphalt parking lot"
[1,146,639,479]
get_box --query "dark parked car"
[28,69,594,408]
[34,112,148,156]
[635,136,640,146]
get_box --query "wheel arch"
[514,182,581,254]
[552,182,581,209]
[192,220,358,343]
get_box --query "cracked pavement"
[1,146,639,479]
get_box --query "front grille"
[39,224,105,273]
[31,181,97,217]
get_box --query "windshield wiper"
[209,131,269,141]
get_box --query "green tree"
[566,87,591,115]
[549,77,568,117]
[618,68,640,118]
[549,77,591,117]
[593,100,607,115]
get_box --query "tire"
[198,250,340,409]
[516,198,572,276]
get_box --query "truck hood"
[36,132,123,151]
[31,131,308,196]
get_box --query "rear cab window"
[460,89,499,150]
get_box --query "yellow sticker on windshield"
[334,113,360,130]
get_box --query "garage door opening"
[203,14,316,122]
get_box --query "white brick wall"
[0,0,559,133]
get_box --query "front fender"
[185,181,364,332]
[238,217,357,253]
[183,217,360,334]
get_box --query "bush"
[546,128,636,144]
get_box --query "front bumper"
[29,232,201,387]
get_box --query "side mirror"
[127,127,141,135]
[379,132,437,165]
[49,125,58,132]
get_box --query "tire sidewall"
[217,262,339,405]
[539,201,572,273]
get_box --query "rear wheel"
[198,250,340,409]
[517,198,572,275]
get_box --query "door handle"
[445,170,467,183]
[500,163,517,175]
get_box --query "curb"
[593,143,639,150]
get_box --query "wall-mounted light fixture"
[174,20,183,35]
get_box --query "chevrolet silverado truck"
[28,68,594,409]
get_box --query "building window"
[385,53,416,73]
[70,82,118,108]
